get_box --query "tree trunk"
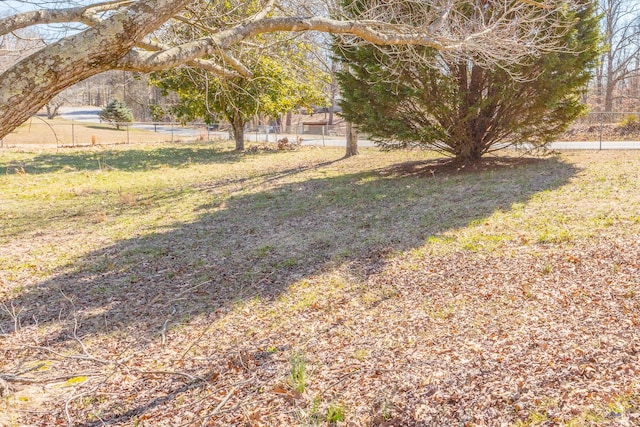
[45,104,61,120]
[605,68,615,113]
[232,112,245,151]
[345,122,358,157]
[453,133,486,163]
[285,110,292,133]
[328,61,337,126]
[595,57,604,111]
[0,0,190,140]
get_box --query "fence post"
[72,120,75,147]
[171,122,174,142]
[127,123,130,144]
[322,126,325,147]
[598,112,603,151]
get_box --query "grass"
[288,352,307,393]
[326,403,345,424]
[1,116,210,146]
[1,142,640,426]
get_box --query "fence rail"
[0,119,354,148]
[564,112,640,149]
[2,112,640,148]
[0,120,227,147]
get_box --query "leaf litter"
[0,145,639,426]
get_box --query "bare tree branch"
[0,0,135,35]
[0,0,579,139]
[137,38,242,78]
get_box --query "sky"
[1,1,97,15]
[1,1,93,39]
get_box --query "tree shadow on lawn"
[0,145,248,174]
[0,155,578,346]
[82,124,125,132]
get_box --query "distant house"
[302,119,328,135]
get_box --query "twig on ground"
[60,291,111,365]
[161,319,169,346]
[1,302,24,332]
[198,378,256,427]
[64,375,112,427]
[1,372,102,384]
[136,369,202,382]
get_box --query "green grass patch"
[288,352,306,393]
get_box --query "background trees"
[0,0,581,140]
[336,1,600,162]
[150,55,327,150]
[147,0,328,150]
[594,0,640,112]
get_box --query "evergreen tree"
[99,100,134,130]
[336,1,600,162]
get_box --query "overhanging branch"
[0,0,134,35]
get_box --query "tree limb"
[136,39,242,78]
[0,1,134,35]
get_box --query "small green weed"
[255,245,274,258]
[352,349,368,361]
[537,228,573,244]
[276,258,297,269]
[326,403,345,424]
[429,303,456,320]
[288,352,306,393]
[307,396,323,425]
[427,235,454,245]
[515,410,548,426]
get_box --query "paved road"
[550,141,640,150]
[59,107,103,122]
[59,106,209,138]
[58,107,640,149]
[295,138,640,149]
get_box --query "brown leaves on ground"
[0,146,639,426]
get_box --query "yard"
[1,143,639,426]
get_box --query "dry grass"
[1,117,208,146]
[1,143,639,426]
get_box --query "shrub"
[617,115,640,135]
[100,100,133,129]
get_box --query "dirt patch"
[375,157,549,178]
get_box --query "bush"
[100,100,133,129]
[617,115,640,135]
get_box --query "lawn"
[0,142,639,426]
[0,117,208,146]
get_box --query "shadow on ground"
[0,155,579,348]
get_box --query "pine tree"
[336,1,600,163]
[100,100,134,130]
